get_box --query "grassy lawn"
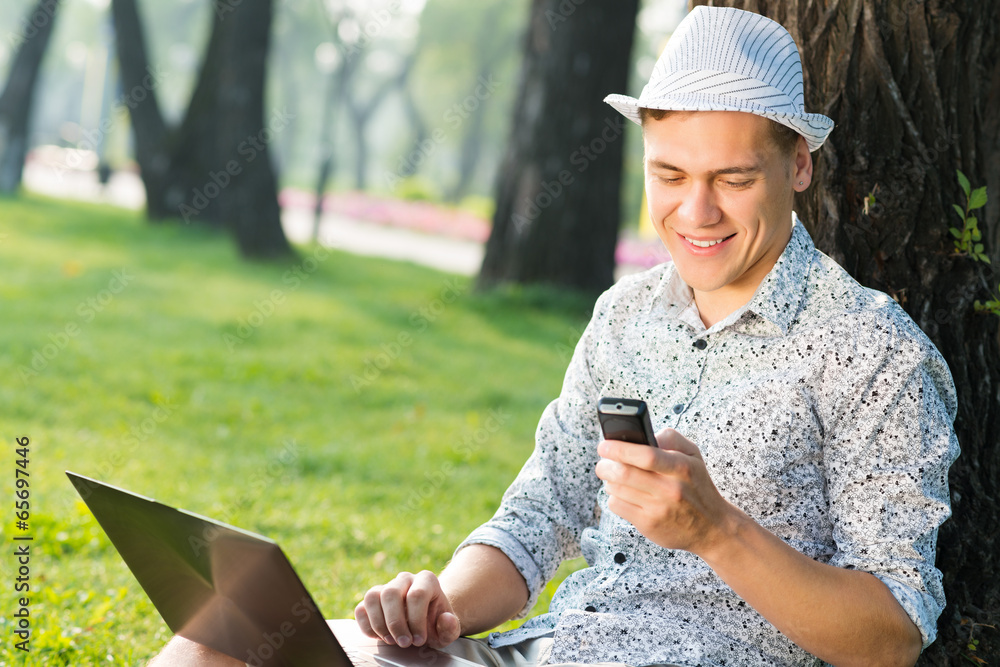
[0,195,593,665]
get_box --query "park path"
[282,205,484,275]
[23,161,484,275]
[22,157,667,278]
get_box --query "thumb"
[654,428,702,458]
[431,611,461,648]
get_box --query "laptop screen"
[66,471,349,667]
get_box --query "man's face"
[643,111,809,306]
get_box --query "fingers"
[377,573,417,646]
[358,585,392,642]
[598,429,702,472]
[596,431,700,502]
[355,571,455,649]
[403,571,440,646]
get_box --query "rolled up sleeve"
[823,313,960,648]
[455,292,611,617]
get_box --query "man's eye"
[724,180,754,189]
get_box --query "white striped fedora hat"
[605,6,833,152]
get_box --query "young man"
[152,7,958,666]
[355,7,958,667]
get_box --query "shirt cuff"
[873,573,941,649]
[455,525,543,619]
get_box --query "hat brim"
[604,93,833,153]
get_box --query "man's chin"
[673,266,731,295]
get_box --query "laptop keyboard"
[344,648,381,667]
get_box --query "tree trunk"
[111,0,291,258]
[398,65,428,170]
[342,67,399,192]
[187,0,290,258]
[693,1,1000,662]
[345,101,371,191]
[391,48,428,182]
[446,5,511,203]
[477,0,639,294]
[312,65,339,240]
[110,0,180,219]
[0,0,61,193]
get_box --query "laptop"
[66,471,481,667]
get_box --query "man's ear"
[792,136,813,192]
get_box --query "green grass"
[0,195,593,666]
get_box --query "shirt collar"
[654,212,815,335]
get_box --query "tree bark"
[0,0,61,193]
[110,0,291,258]
[691,1,1000,662]
[477,0,640,293]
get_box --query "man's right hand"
[355,570,462,649]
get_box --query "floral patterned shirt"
[457,215,960,666]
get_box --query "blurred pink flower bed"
[280,189,490,242]
[280,189,671,269]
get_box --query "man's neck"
[692,225,794,329]
[693,288,753,329]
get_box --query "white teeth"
[684,235,728,248]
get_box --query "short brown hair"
[638,107,801,157]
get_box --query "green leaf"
[957,170,971,197]
[969,186,988,210]
[967,216,978,229]
[972,227,982,242]
[950,227,962,239]
[974,243,984,253]
[953,204,967,220]
[982,256,992,265]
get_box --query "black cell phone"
[597,397,658,447]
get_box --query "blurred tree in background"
[692,0,1000,662]
[0,0,653,219]
[439,2,519,203]
[0,0,686,257]
[111,0,291,258]
[478,0,640,293]
[387,0,528,203]
[0,0,60,193]
[304,0,427,236]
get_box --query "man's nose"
[677,181,721,228]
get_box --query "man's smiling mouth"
[681,233,737,248]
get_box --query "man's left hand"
[595,428,739,557]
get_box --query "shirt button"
[672,403,684,414]
[584,605,597,613]
[693,338,708,350]
[614,552,626,564]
